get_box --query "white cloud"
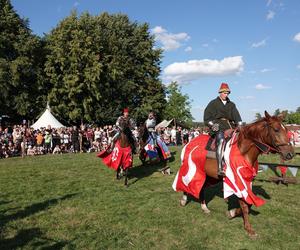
[255,84,271,90]
[266,10,275,20]
[202,43,209,47]
[185,46,192,52]
[266,0,272,6]
[163,56,244,83]
[74,1,80,7]
[151,26,190,51]
[293,33,300,43]
[251,39,267,48]
[260,68,274,73]
[239,96,255,100]
[297,65,300,69]
[212,38,218,43]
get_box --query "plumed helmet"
[123,108,129,113]
[218,82,231,93]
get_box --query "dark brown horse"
[175,111,294,237]
[98,119,135,186]
[116,119,136,186]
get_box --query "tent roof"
[31,106,64,130]
[155,119,173,129]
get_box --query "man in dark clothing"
[204,82,242,176]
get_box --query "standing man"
[204,83,242,176]
[108,108,136,153]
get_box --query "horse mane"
[118,118,135,146]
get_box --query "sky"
[11,0,300,123]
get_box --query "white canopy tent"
[31,104,64,130]
[155,119,174,130]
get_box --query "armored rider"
[145,111,158,147]
[108,108,136,153]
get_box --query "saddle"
[205,129,234,159]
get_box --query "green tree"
[286,112,300,124]
[255,112,262,120]
[163,82,193,125]
[0,0,47,121]
[45,11,165,124]
[274,109,281,116]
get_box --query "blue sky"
[11,0,300,122]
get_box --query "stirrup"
[218,169,225,177]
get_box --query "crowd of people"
[1,82,299,160]
[0,123,207,159]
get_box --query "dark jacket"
[204,96,242,131]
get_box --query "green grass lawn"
[0,147,299,249]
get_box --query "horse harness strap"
[252,123,289,154]
[252,139,276,154]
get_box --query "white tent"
[155,119,174,130]
[31,104,64,130]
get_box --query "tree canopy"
[163,82,193,126]
[45,11,166,125]
[0,0,47,121]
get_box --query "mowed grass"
[0,147,299,250]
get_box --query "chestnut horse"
[174,111,294,237]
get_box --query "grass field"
[0,147,299,249]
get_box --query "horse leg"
[199,189,210,214]
[180,192,188,206]
[157,146,170,175]
[124,168,128,187]
[116,166,120,180]
[239,199,257,238]
[227,208,242,219]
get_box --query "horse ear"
[264,111,271,119]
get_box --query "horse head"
[245,111,294,161]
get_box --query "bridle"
[251,121,290,154]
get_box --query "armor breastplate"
[146,118,156,129]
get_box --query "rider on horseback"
[108,108,136,153]
[145,111,157,147]
[204,83,242,176]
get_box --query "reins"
[247,121,290,154]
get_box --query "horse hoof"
[201,204,211,214]
[203,209,211,214]
[248,231,258,239]
[180,198,187,206]
[226,209,236,219]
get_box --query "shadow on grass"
[0,227,72,250]
[184,182,270,216]
[0,193,78,249]
[127,150,177,186]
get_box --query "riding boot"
[216,138,225,176]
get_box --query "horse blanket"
[97,141,132,170]
[144,136,171,160]
[223,132,265,207]
[173,132,266,207]
[172,134,209,199]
